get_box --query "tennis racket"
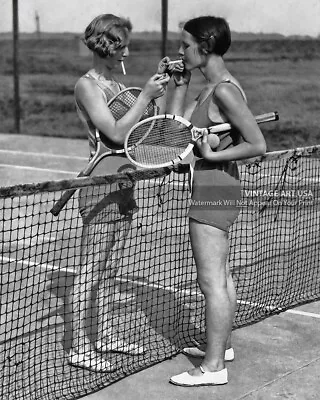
[124,111,279,169]
[50,87,158,216]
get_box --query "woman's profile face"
[178,30,202,71]
[103,36,130,71]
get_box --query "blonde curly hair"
[83,14,132,58]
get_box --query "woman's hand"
[157,57,190,87]
[142,73,170,100]
[171,62,191,87]
[196,131,219,159]
[157,56,175,75]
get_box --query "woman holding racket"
[167,16,267,386]
[68,13,169,372]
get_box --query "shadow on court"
[1,133,320,400]
[81,306,320,400]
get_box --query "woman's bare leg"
[226,261,237,350]
[96,216,131,341]
[188,219,235,375]
[70,221,114,354]
[193,262,236,353]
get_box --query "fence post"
[12,0,20,133]
[161,0,168,58]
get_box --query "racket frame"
[50,87,157,216]
[124,111,279,169]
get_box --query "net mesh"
[1,145,320,400]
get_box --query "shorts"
[79,154,138,224]
[188,159,241,232]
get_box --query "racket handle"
[50,188,78,216]
[50,164,93,216]
[255,111,279,123]
[209,111,279,134]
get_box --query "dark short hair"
[184,16,231,56]
[83,14,132,58]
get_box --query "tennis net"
[1,145,320,400]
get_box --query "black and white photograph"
[0,1,319,399]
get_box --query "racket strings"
[108,89,156,121]
[126,118,192,165]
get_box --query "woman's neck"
[91,68,114,81]
[200,56,229,85]
[91,55,114,81]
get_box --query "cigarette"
[121,60,126,75]
[168,60,183,65]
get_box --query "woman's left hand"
[157,56,175,75]
[196,132,218,159]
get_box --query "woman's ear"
[199,41,209,55]
[199,36,215,55]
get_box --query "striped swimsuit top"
[74,72,126,159]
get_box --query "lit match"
[121,60,126,75]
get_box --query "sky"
[0,0,319,37]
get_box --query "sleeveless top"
[74,72,126,159]
[75,73,138,217]
[187,79,245,230]
[190,78,247,157]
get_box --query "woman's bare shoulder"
[74,74,101,100]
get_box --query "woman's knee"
[197,272,228,296]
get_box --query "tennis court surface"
[1,133,320,400]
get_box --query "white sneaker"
[96,339,146,355]
[170,366,228,387]
[182,347,234,361]
[68,350,114,373]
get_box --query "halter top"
[75,72,126,159]
[190,78,247,154]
